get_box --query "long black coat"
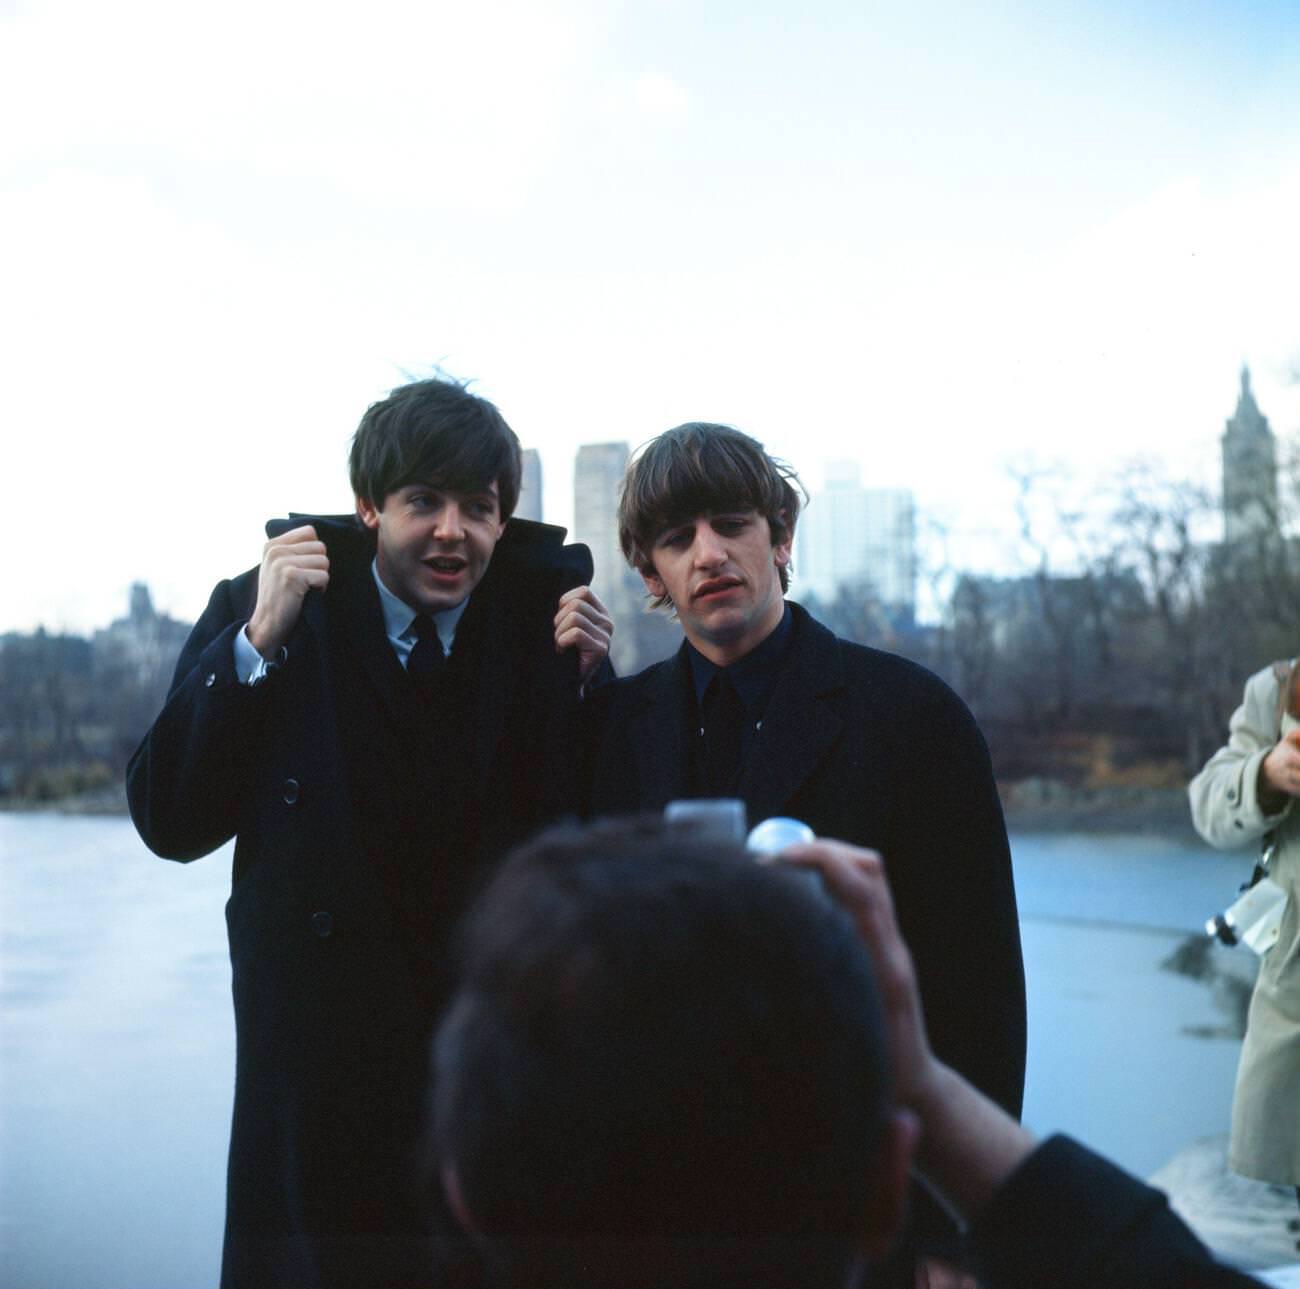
[588,603,1026,1121]
[127,515,593,1289]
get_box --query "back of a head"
[432,818,891,1289]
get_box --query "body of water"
[0,815,1261,1288]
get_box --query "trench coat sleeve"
[1189,667,1294,851]
[126,571,267,862]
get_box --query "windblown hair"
[348,376,522,519]
[431,817,890,1289]
[618,423,805,607]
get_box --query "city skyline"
[10,358,1296,638]
[5,0,1300,633]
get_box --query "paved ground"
[1151,1134,1299,1276]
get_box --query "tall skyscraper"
[573,442,653,672]
[577,441,686,670]
[1222,365,1278,545]
[516,448,543,522]
[573,443,629,599]
[795,461,915,613]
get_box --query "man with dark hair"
[432,818,1263,1289]
[128,376,612,1289]
[588,421,1025,1283]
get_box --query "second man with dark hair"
[588,420,1025,1286]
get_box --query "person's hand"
[782,838,1036,1223]
[1259,728,1300,811]
[915,1256,978,1289]
[554,586,613,682]
[779,840,939,1111]
[247,525,329,659]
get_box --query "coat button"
[311,911,333,938]
[1234,820,1244,829]
[205,672,217,688]
[282,778,300,805]
[1227,788,1237,802]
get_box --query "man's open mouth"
[693,577,742,600]
[424,556,468,575]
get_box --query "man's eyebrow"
[405,480,499,498]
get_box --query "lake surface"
[0,815,1262,1289]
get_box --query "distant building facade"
[796,461,916,614]
[573,441,679,673]
[1221,365,1279,545]
[573,443,631,607]
[92,582,191,688]
[516,448,543,522]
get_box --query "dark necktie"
[407,614,446,686]
[701,672,747,795]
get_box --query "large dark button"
[282,778,300,805]
[1234,820,1244,829]
[311,911,333,938]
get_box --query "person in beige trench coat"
[1189,663,1300,1193]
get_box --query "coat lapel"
[323,551,419,741]
[624,649,696,811]
[466,587,515,792]
[739,607,847,822]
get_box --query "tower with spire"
[1222,364,1278,545]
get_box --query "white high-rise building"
[796,461,915,612]
[573,442,652,673]
[516,448,543,521]
[573,443,630,602]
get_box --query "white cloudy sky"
[4,0,1299,633]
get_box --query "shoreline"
[2,779,1203,838]
[997,779,1200,840]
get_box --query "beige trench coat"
[1189,664,1300,1185]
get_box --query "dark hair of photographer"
[430,816,891,1289]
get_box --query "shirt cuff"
[233,626,286,686]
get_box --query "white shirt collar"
[370,560,468,654]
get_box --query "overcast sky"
[4,0,1299,633]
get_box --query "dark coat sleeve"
[970,1136,1266,1288]
[883,670,1027,1120]
[125,571,266,861]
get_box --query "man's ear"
[356,496,381,531]
[640,567,667,601]
[773,509,793,570]
[860,1108,919,1261]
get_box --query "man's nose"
[434,503,465,541]
[691,522,726,566]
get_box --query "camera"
[1205,875,1286,954]
[663,799,814,855]
[663,801,823,897]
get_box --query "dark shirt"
[686,603,795,767]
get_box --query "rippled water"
[0,815,1259,1289]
